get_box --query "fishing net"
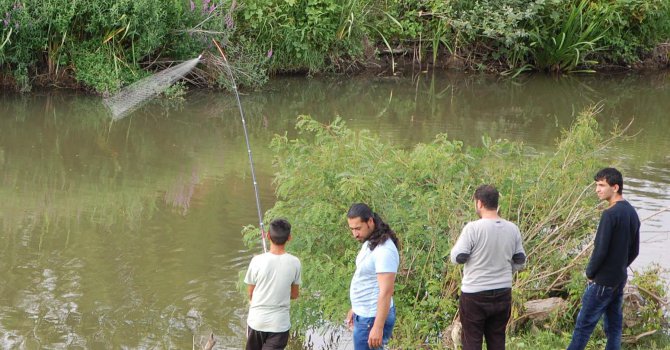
[103,56,201,120]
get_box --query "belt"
[465,288,511,296]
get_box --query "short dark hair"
[269,219,291,245]
[474,185,499,209]
[594,167,623,194]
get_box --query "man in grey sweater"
[450,185,526,350]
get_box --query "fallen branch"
[641,206,670,222]
[636,285,668,306]
[622,329,657,344]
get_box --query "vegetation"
[248,107,668,348]
[1,0,669,92]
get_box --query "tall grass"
[529,0,607,73]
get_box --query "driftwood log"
[523,297,568,323]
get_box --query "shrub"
[234,0,364,73]
[528,0,608,73]
[246,107,667,347]
[592,0,670,63]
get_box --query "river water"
[0,72,668,348]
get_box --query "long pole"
[212,40,267,253]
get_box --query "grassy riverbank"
[255,107,668,348]
[1,0,669,93]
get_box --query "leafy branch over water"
[245,107,667,348]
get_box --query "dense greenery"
[249,108,667,348]
[1,0,669,92]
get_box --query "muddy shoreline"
[1,44,668,93]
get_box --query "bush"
[0,0,234,92]
[592,0,670,63]
[2,0,669,90]
[528,0,607,73]
[234,0,364,73]
[246,107,667,347]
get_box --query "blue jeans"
[352,306,396,350]
[567,281,625,350]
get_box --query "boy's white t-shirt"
[245,252,302,332]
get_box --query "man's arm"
[290,284,300,299]
[346,309,354,330]
[512,253,526,264]
[628,221,640,266]
[292,259,302,300]
[512,230,526,271]
[451,225,472,264]
[368,272,395,349]
[247,285,255,301]
[586,213,612,279]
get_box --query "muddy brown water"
[0,72,668,348]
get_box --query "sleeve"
[586,212,612,279]
[628,219,640,266]
[293,258,302,285]
[514,228,525,255]
[374,244,399,274]
[512,228,526,271]
[450,224,473,264]
[244,257,257,285]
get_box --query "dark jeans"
[567,281,625,350]
[459,288,512,350]
[246,326,290,350]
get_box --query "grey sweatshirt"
[450,218,525,293]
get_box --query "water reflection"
[0,72,668,348]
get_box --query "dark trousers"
[459,288,512,350]
[246,326,290,350]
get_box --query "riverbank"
[2,42,668,94]
[1,0,669,93]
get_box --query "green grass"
[508,330,670,350]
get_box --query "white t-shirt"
[350,239,399,317]
[244,252,302,332]
[450,218,525,293]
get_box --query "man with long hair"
[451,185,526,350]
[567,168,640,350]
[345,203,400,350]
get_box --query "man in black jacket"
[567,167,640,350]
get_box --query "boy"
[244,219,302,350]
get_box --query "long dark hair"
[347,203,400,251]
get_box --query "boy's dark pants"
[246,326,289,350]
[459,288,512,350]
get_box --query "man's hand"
[368,325,384,349]
[346,309,354,331]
